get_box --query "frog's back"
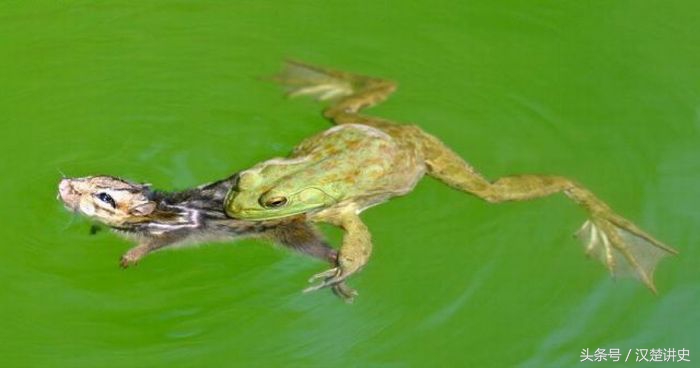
[291,123,425,200]
[293,124,389,156]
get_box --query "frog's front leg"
[265,220,359,301]
[304,209,372,297]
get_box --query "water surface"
[1,1,698,367]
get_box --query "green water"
[1,1,698,367]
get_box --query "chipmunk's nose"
[59,179,70,193]
[58,179,73,201]
[57,178,85,211]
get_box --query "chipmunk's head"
[58,176,156,227]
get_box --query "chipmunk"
[58,175,357,299]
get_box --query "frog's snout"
[223,190,244,217]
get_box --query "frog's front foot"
[304,267,345,292]
[303,267,358,302]
[331,282,359,303]
[575,211,677,293]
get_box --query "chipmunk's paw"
[119,251,142,269]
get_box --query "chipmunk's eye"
[263,196,288,208]
[97,192,116,209]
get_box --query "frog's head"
[225,170,337,220]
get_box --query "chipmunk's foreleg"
[119,238,173,268]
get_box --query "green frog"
[225,60,677,300]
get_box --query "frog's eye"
[262,196,288,208]
[96,192,116,209]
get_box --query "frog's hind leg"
[271,60,397,125]
[418,131,677,292]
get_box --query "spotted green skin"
[225,123,424,221]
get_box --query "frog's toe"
[288,84,352,101]
[307,267,340,283]
[575,215,677,293]
[303,269,349,294]
[303,268,359,301]
[303,279,338,293]
[273,60,354,101]
[332,282,358,303]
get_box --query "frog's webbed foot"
[272,60,355,101]
[271,60,396,122]
[575,213,677,293]
[303,267,358,303]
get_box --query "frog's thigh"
[418,129,576,202]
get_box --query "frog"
[225,60,677,299]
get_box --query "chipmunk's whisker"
[59,213,78,231]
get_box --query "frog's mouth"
[227,201,326,221]
[231,208,309,220]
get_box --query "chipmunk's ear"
[129,201,156,216]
